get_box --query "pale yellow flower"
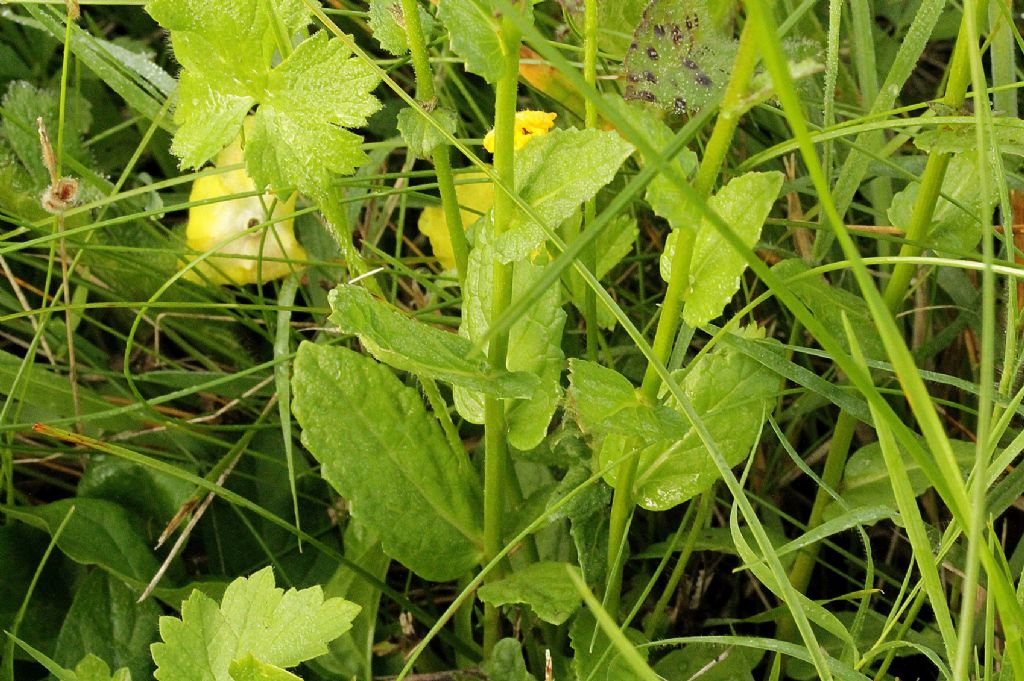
[185,129,306,285]
[482,110,557,153]
[418,172,494,271]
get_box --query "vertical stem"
[482,13,521,656]
[604,20,762,617]
[55,7,81,431]
[883,3,980,312]
[401,0,469,281]
[582,0,599,359]
[953,3,993,677]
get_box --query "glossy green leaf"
[478,562,583,625]
[914,117,1024,158]
[6,499,158,583]
[54,571,159,681]
[396,106,458,157]
[653,645,761,681]
[330,284,538,399]
[170,72,252,170]
[888,153,997,254]
[152,567,358,681]
[571,610,649,681]
[292,342,484,580]
[146,0,379,196]
[771,259,885,360]
[247,32,381,198]
[597,340,780,510]
[0,524,73,653]
[495,128,635,262]
[661,171,784,327]
[602,94,698,234]
[78,455,193,528]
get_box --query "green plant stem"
[433,145,469,279]
[582,0,599,359]
[481,15,521,657]
[401,0,468,281]
[882,4,978,312]
[779,4,983,643]
[953,5,995,678]
[604,20,761,618]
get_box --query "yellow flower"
[482,110,557,153]
[418,172,494,271]
[185,130,307,285]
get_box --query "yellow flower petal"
[418,172,494,271]
[186,131,306,285]
[483,110,557,153]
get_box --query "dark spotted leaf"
[622,0,736,115]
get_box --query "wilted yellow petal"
[418,172,494,271]
[185,133,306,285]
[483,110,557,153]
[519,47,585,117]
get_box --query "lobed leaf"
[151,567,358,681]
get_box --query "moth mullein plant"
[2,0,1022,680]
